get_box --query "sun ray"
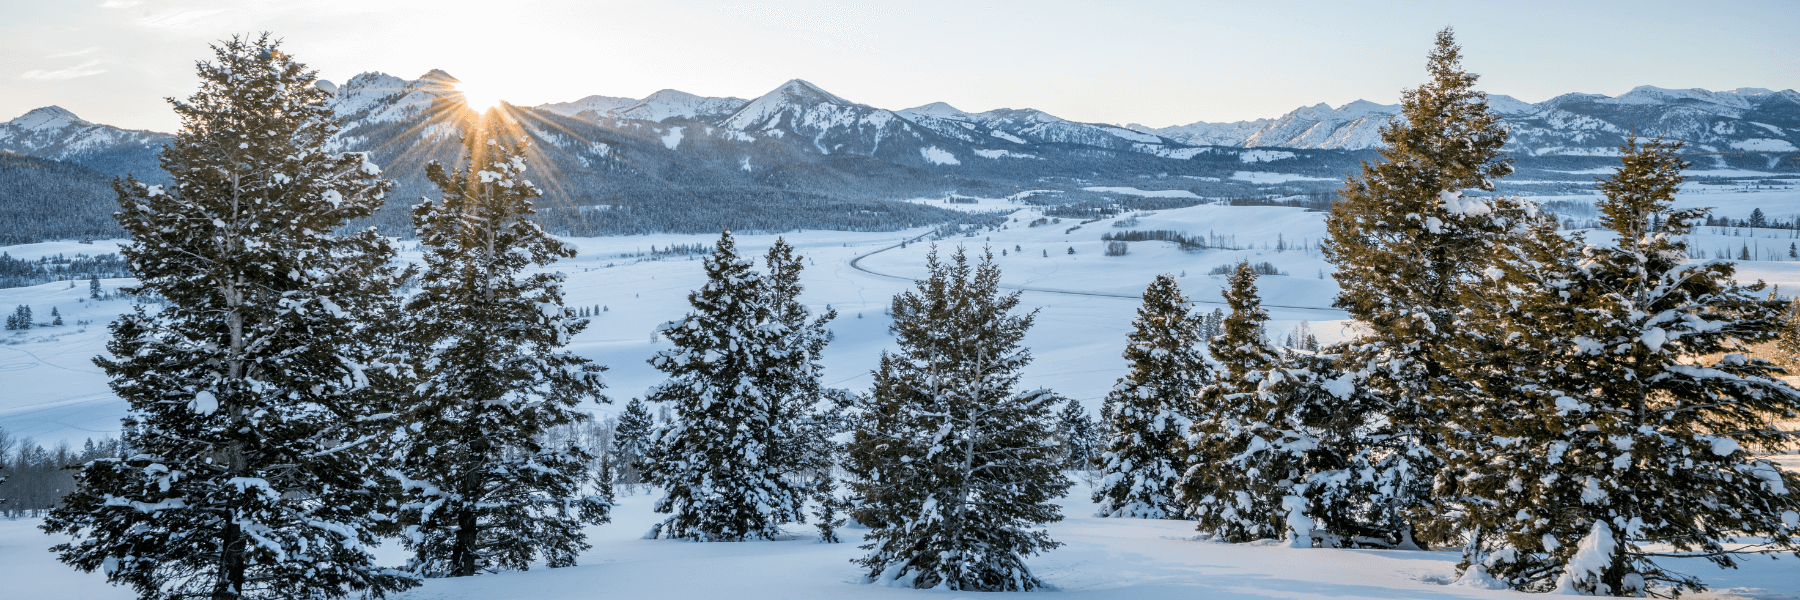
[454,79,503,114]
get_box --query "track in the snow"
[847,234,1350,316]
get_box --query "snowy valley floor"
[5,188,1800,598]
[5,481,1799,600]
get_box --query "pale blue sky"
[3,0,1796,133]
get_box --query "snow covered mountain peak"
[0,105,170,165]
[534,90,746,123]
[7,106,87,132]
[898,102,970,120]
[326,70,465,129]
[420,69,458,85]
[537,95,640,117]
[1334,99,1399,118]
[764,79,859,107]
[719,79,874,133]
[616,90,748,123]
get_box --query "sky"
[2,0,1797,133]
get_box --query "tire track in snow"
[847,234,1350,316]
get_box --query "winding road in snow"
[847,234,1350,317]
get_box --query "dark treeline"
[0,429,125,518]
[0,152,126,245]
[1102,229,1242,251]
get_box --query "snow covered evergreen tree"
[392,121,611,578]
[1093,274,1206,519]
[1318,27,1530,549]
[845,246,1069,591]
[1774,297,1800,370]
[1058,397,1100,470]
[42,35,417,600]
[613,397,655,485]
[1182,263,1347,546]
[759,238,841,479]
[1455,139,1800,595]
[643,231,806,541]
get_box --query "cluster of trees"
[41,37,610,599]
[1091,29,1800,597]
[0,430,124,517]
[5,305,68,330]
[0,252,130,290]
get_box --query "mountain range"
[1131,87,1800,162]
[3,72,1796,239]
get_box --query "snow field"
[17,195,1800,445]
[5,482,1797,599]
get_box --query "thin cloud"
[98,0,140,7]
[136,9,225,29]
[21,60,108,81]
[47,47,101,59]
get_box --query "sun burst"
[456,80,504,114]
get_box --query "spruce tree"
[43,35,416,600]
[392,123,611,578]
[644,231,806,541]
[845,246,1069,591]
[1457,139,1800,595]
[89,274,101,299]
[1774,298,1800,370]
[1093,274,1207,519]
[1318,27,1528,549]
[613,398,655,486]
[1181,263,1347,546]
[1058,397,1100,470]
[759,238,841,480]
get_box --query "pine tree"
[1181,264,1348,545]
[7,305,31,330]
[760,237,841,482]
[845,246,1069,591]
[1457,139,1800,595]
[1317,27,1528,550]
[1093,274,1207,519]
[644,230,806,541]
[89,274,101,299]
[612,398,655,486]
[51,307,63,326]
[1058,397,1099,470]
[812,469,849,544]
[42,35,417,600]
[392,123,611,578]
[1775,298,1800,370]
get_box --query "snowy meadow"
[5,187,1800,599]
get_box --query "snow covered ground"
[6,191,1800,598]
[5,481,1797,600]
[0,203,1359,446]
[12,191,1800,446]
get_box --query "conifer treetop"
[1379,27,1513,193]
[1595,137,1694,248]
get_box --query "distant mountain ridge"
[3,74,1795,240]
[1131,86,1800,158]
[0,105,171,180]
